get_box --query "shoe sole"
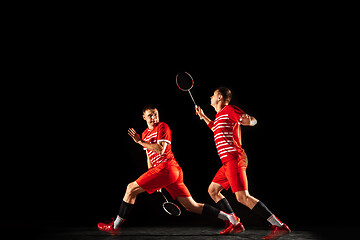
[220,228,245,235]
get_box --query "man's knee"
[208,185,216,197]
[208,183,220,197]
[126,182,139,197]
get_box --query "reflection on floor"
[37,226,327,240]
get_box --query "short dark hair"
[142,104,157,114]
[216,87,232,103]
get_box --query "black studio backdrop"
[13,25,357,232]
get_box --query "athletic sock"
[202,204,237,225]
[202,203,220,218]
[114,215,124,229]
[216,198,234,214]
[267,214,283,227]
[114,200,134,229]
[218,211,238,225]
[251,201,283,227]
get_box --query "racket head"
[162,202,181,216]
[176,72,194,91]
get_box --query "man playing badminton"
[98,105,243,235]
[195,87,291,240]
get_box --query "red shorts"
[212,158,248,193]
[136,160,191,200]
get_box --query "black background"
[5,6,359,237]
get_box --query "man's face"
[210,90,222,107]
[143,109,159,127]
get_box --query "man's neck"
[147,122,158,130]
[215,103,228,113]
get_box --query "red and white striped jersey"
[141,122,175,167]
[208,105,247,164]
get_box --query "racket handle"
[195,105,203,120]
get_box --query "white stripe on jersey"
[218,150,237,157]
[213,125,234,132]
[214,122,233,126]
[218,147,237,154]
[216,141,233,147]
[214,114,229,123]
[216,142,233,148]
[215,134,233,141]
[213,122,234,131]
[214,118,230,125]
[148,151,156,157]
[214,132,233,138]
[144,133,157,141]
[157,139,171,144]
[216,140,234,145]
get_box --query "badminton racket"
[159,189,181,216]
[176,72,198,107]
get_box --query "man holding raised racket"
[195,87,291,240]
[98,105,242,235]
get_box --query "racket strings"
[176,72,194,91]
[163,202,181,216]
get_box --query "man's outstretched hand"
[128,128,141,143]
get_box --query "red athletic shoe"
[223,220,231,230]
[219,217,244,235]
[97,218,121,235]
[262,224,291,240]
[223,214,240,228]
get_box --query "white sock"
[114,215,124,229]
[267,214,283,227]
[217,211,237,225]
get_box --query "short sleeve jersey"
[141,122,176,167]
[208,105,247,164]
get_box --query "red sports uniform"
[208,105,248,193]
[135,122,191,199]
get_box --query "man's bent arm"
[240,114,257,126]
[138,141,166,155]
